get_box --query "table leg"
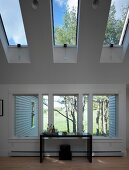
[87,136,92,163]
[40,135,42,163]
[40,135,44,163]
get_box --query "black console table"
[40,133,92,163]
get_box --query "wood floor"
[0,152,129,170]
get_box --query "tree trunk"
[72,111,76,133]
[101,101,104,135]
[64,97,70,132]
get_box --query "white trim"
[48,93,54,126]
[38,94,43,134]
[88,94,93,134]
[78,94,83,132]
[119,9,129,46]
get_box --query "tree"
[43,95,77,133]
[54,2,128,46]
[54,96,77,133]
[93,96,109,136]
[54,7,77,45]
[104,3,127,45]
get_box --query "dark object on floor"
[59,144,72,160]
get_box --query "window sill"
[93,136,122,141]
[8,137,39,141]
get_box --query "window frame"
[119,9,129,46]
[82,94,89,133]
[92,94,119,138]
[53,94,78,133]
[42,94,49,131]
[51,0,80,47]
[103,0,129,46]
[9,88,122,140]
[0,15,9,45]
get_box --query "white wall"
[0,84,127,156]
[0,86,9,156]
[126,86,129,148]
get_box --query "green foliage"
[54,95,77,133]
[54,7,77,45]
[93,96,109,110]
[93,96,109,136]
[54,2,128,46]
[104,3,128,45]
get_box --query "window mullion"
[38,94,43,135]
[78,94,83,133]
[88,94,93,134]
[48,94,54,126]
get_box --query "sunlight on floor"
[97,159,106,164]
[46,157,66,164]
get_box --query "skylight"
[0,0,27,46]
[104,0,129,46]
[52,0,79,46]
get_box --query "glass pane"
[54,95,77,133]
[52,0,79,46]
[83,95,88,132]
[93,95,117,137]
[31,102,35,128]
[15,95,38,137]
[104,0,129,45]
[43,95,48,131]
[0,0,27,45]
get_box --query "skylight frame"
[0,0,28,46]
[0,15,9,45]
[51,0,80,47]
[119,8,129,46]
[103,0,129,47]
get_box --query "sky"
[0,0,27,45]
[53,0,129,26]
[112,0,129,19]
[53,0,78,27]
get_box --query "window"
[31,102,35,128]
[0,0,27,45]
[52,0,79,46]
[83,95,88,132]
[15,95,38,137]
[93,95,118,137]
[13,92,119,138]
[43,95,48,131]
[104,0,129,46]
[54,95,78,133]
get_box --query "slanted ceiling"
[0,0,129,84]
[20,0,110,63]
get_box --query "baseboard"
[92,151,125,156]
[9,150,125,157]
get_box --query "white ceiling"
[0,0,129,84]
